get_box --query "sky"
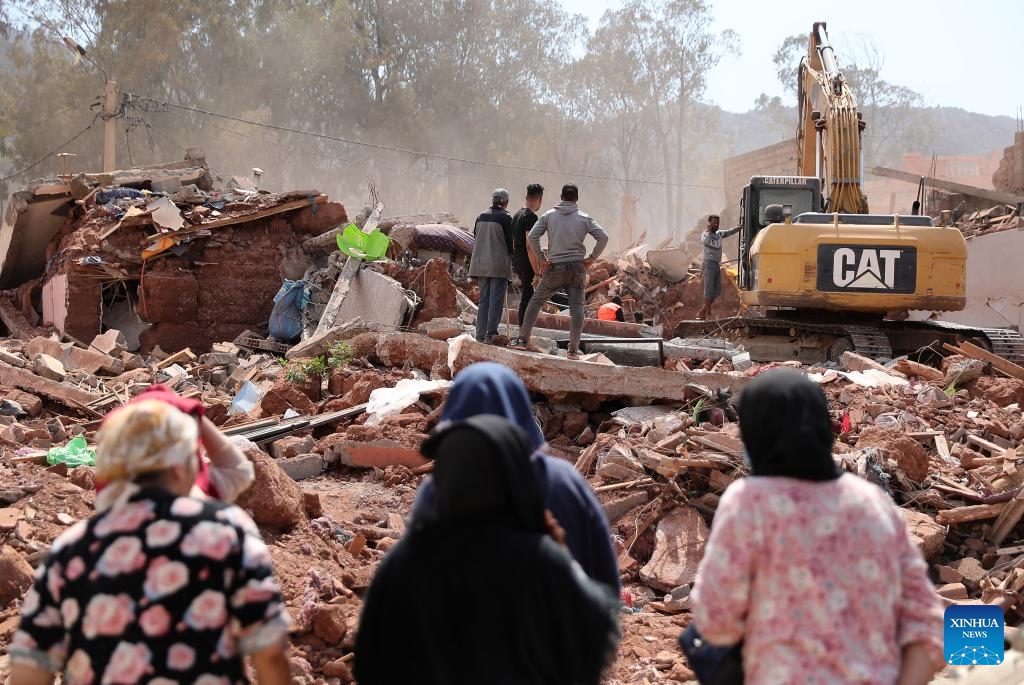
[560,0,1024,118]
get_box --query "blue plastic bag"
[268,279,306,342]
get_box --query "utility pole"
[101,79,117,170]
[103,80,118,172]
[63,36,117,172]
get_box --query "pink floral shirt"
[11,489,288,684]
[692,474,944,684]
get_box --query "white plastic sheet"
[364,378,452,426]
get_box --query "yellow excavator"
[676,22,1024,364]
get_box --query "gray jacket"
[528,202,609,264]
[469,205,513,278]
[701,226,740,263]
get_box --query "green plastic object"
[46,436,96,468]
[336,223,390,261]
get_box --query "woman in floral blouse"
[691,369,944,685]
[9,399,290,685]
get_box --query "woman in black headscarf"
[687,369,943,685]
[354,414,620,685]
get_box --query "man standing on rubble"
[511,183,545,326]
[696,214,740,320]
[469,188,514,344]
[513,183,609,359]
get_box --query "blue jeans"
[475,277,509,340]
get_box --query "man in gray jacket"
[469,188,514,343]
[512,184,609,359]
[696,214,740,320]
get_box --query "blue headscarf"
[441,362,545,452]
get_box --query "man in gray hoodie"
[512,184,609,359]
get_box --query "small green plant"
[693,398,706,424]
[277,357,288,366]
[285,365,308,383]
[327,340,354,369]
[944,382,958,397]
[302,355,330,379]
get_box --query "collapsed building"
[1,151,1024,683]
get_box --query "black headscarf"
[355,415,620,685]
[737,369,840,481]
[420,414,546,532]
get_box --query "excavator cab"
[737,176,822,290]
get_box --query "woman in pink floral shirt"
[691,369,944,685]
[9,400,290,685]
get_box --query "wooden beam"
[957,341,1024,382]
[313,202,385,336]
[936,503,1006,525]
[869,166,1024,206]
[990,488,1024,545]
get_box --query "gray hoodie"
[528,202,609,264]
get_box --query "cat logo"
[817,245,917,294]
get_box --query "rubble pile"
[1,172,1022,680]
[2,311,1024,681]
[955,203,1022,237]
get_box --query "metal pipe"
[813,22,840,76]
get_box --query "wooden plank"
[967,434,1008,458]
[936,503,1006,525]
[162,196,326,238]
[957,341,1024,382]
[156,347,195,370]
[869,166,1024,205]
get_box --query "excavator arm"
[796,22,869,214]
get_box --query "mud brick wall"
[60,276,102,343]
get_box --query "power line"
[153,108,585,188]
[0,116,99,183]
[135,95,724,190]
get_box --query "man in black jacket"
[510,183,544,326]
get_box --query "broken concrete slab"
[0,361,101,407]
[639,506,709,593]
[449,336,751,403]
[332,269,413,334]
[27,336,123,375]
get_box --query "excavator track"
[673,316,1024,364]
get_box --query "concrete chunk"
[27,336,123,375]
[903,509,945,559]
[286,317,375,360]
[640,506,709,592]
[91,329,127,356]
[32,353,66,381]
